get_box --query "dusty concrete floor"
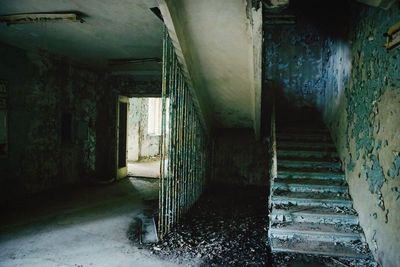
[0,178,188,267]
[128,160,160,178]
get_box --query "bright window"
[147,98,162,135]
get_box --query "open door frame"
[116,95,129,180]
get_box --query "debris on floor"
[144,185,269,266]
[126,181,379,266]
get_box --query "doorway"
[126,97,162,178]
[116,96,128,179]
[115,95,164,244]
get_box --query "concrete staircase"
[268,123,370,258]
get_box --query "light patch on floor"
[128,160,160,178]
[0,179,190,267]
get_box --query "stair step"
[277,133,331,142]
[273,178,347,193]
[269,222,362,243]
[278,170,345,180]
[271,191,352,208]
[278,141,336,151]
[270,238,369,258]
[278,159,341,171]
[270,122,372,260]
[277,149,338,159]
[270,205,359,225]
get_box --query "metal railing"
[158,26,210,239]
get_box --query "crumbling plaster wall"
[0,43,102,200]
[212,129,267,186]
[321,4,400,267]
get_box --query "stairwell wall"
[264,13,326,120]
[321,4,400,267]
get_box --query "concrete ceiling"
[0,0,163,77]
[159,0,261,131]
[0,0,262,132]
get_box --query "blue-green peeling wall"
[322,4,400,266]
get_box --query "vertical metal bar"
[183,90,187,214]
[191,102,195,205]
[174,51,179,227]
[173,65,179,225]
[173,42,179,228]
[169,40,176,230]
[188,88,192,209]
[177,67,183,223]
[167,36,174,234]
[177,70,183,221]
[159,25,167,238]
[183,82,188,214]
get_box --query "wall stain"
[387,154,400,179]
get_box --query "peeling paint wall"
[321,4,400,267]
[212,129,267,186]
[263,2,399,265]
[264,19,325,119]
[0,43,103,199]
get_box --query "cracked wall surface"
[0,43,103,199]
[322,4,400,266]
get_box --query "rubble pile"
[149,186,269,266]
